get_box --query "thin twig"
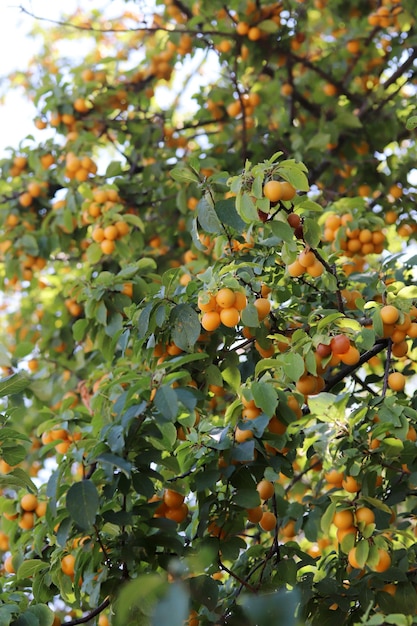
[218,558,258,592]
[14,5,232,37]
[382,338,392,398]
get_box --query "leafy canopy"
[0,1,417,625]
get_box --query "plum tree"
[0,1,417,625]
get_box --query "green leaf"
[268,219,295,243]
[241,303,261,327]
[189,575,219,611]
[13,342,35,359]
[277,161,309,191]
[188,156,201,173]
[382,437,404,457]
[10,613,36,626]
[316,313,343,330]
[113,575,167,626]
[105,312,123,337]
[363,616,384,625]
[356,328,375,351]
[160,352,208,371]
[0,468,38,492]
[336,109,362,129]
[171,164,200,183]
[239,589,300,626]
[96,300,108,326]
[251,381,278,417]
[151,582,189,626]
[397,285,417,299]
[190,217,208,251]
[306,133,331,151]
[0,372,30,398]
[222,365,241,393]
[0,604,17,626]
[258,19,279,33]
[198,196,223,233]
[255,358,279,378]
[20,234,39,255]
[123,213,145,231]
[105,160,123,177]
[308,393,348,423]
[385,616,414,626]
[2,444,28,466]
[303,217,322,248]
[0,344,11,368]
[372,308,384,338]
[66,480,100,530]
[0,427,31,442]
[138,303,154,339]
[215,198,245,233]
[298,198,324,213]
[86,241,103,264]
[72,318,89,342]
[170,304,201,352]
[281,352,305,382]
[96,453,132,476]
[232,489,261,508]
[17,560,49,580]
[24,605,54,626]
[154,385,179,421]
[355,539,369,569]
[238,193,259,223]
[406,115,417,130]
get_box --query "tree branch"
[323,338,389,393]
[14,5,232,37]
[64,597,110,626]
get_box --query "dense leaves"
[0,0,417,625]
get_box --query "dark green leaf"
[66,480,99,530]
[151,582,189,626]
[154,385,179,421]
[170,304,201,352]
[189,575,219,611]
[215,198,245,233]
[232,489,261,508]
[113,575,166,626]
[239,589,300,626]
[96,453,132,476]
[2,444,27,466]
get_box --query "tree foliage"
[0,0,417,624]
